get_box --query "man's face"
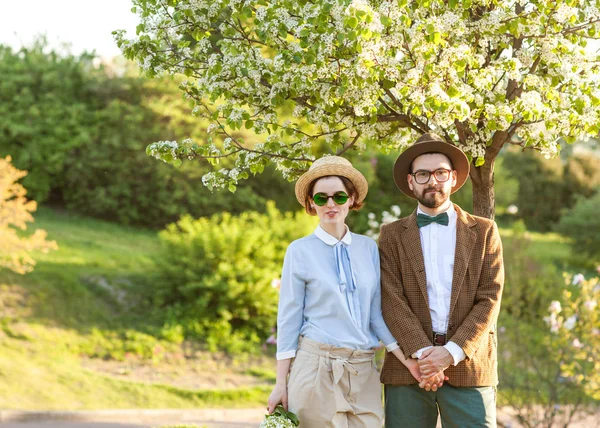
[407,153,457,209]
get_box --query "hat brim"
[295,164,369,207]
[393,140,470,199]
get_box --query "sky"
[0,0,140,58]
[1,1,598,59]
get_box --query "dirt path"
[0,423,255,428]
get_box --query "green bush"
[0,40,96,201]
[499,220,561,322]
[502,148,566,231]
[563,155,600,205]
[59,75,281,228]
[555,191,600,260]
[153,202,316,353]
[497,221,600,423]
[0,40,298,228]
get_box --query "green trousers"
[384,384,496,428]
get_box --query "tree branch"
[336,132,361,156]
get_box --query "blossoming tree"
[0,157,57,274]
[114,0,600,219]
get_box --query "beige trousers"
[288,337,383,428]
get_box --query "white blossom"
[549,301,562,314]
[572,273,585,285]
[564,315,577,331]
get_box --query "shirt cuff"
[444,341,466,366]
[385,342,399,352]
[276,350,297,360]
[412,345,433,359]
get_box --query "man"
[380,133,504,427]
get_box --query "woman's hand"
[419,371,449,392]
[267,383,288,414]
[403,357,422,382]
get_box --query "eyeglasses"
[312,191,349,206]
[411,168,452,185]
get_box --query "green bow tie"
[416,212,449,228]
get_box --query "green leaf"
[475,156,485,167]
[245,120,254,129]
[382,79,395,90]
[228,182,237,192]
[454,59,466,72]
[347,17,358,29]
[287,411,300,426]
[447,86,460,98]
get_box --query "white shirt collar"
[417,201,456,221]
[314,224,352,246]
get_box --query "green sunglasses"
[312,191,349,206]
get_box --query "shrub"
[0,41,96,202]
[0,156,57,274]
[0,40,298,228]
[502,148,565,232]
[153,202,316,352]
[498,221,600,426]
[555,191,600,260]
[563,155,600,206]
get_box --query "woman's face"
[310,176,354,227]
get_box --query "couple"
[267,133,504,427]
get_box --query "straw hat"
[295,156,369,206]
[393,133,470,199]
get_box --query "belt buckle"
[433,332,447,346]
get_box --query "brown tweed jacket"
[379,204,504,387]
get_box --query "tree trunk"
[470,157,496,220]
[468,131,509,220]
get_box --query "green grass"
[0,332,269,409]
[0,207,271,410]
[5,206,161,329]
[500,227,572,268]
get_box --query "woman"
[267,156,444,427]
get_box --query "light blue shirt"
[276,225,397,360]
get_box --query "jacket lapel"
[401,210,429,306]
[449,204,477,318]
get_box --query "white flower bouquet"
[259,405,299,428]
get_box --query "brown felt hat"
[295,156,368,206]
[393,133,470,199]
